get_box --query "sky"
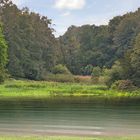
[11,0,140,37]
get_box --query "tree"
[59,8,140,75]
[0,23,8,83]
[52,64,71,75]
[92,67,102,77]
[0,0,59,80]
[103,61,124,87]
[130,33,140,87]
[81,65,93,76]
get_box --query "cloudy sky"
[12,0,140,37]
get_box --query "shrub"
[91,77,99,84]
[0,69,7,84]
[98,76,107,85]
[74,76,92,84]
[102,61,124,87]
[111,80,136,91]
[91,67,102,84]
[0,74,4,83]
[45,74,74,83]
[81,65,93,75]
[52,64,71,75]
[92,66,102,77]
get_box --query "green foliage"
[91,67,102,84]
[92,66,102,77]
[130,33,140,87]
[0,80,139,100]
[59,32,81,74]
[0,69,5,83]
[59,8,140,76]
[0,23,8,83]
[112,33,140,88]
[0,0,59,80]
[74,76,92,84]
[0,0,140,87]
[52,64,71,75]
[45,74,74,83]
[111,80,136,91]
[0,24,8,68]
[81,65,93,75]
[103,61,124,87]
[60,25,112,75]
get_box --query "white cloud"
[55,0,86,10]
[61,11,71,16]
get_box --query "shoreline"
[0,96,140,105]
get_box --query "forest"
[0,0,140,90]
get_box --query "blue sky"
[12,0,140,37]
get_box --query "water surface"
[0,101,140,136]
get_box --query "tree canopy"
[0,0,59,80]
[0,0,140,86]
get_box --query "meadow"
[0,79,139,102]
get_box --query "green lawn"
[0,136,140,140]
[0,80,139,100]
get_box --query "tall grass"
[0,80,139,102]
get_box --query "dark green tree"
[130,33,140,86]
[0,23,8,83]
[0,0,59,80]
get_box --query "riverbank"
[0,80,140,102]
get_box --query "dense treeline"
[59,9,140,87]
[0,0,139,87]
[0,0,59,80]
[60,9,140,75]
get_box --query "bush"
[0,74,4,83]
[102,61,124,87]
[111,80,136,91]
[52,64,71,75]
[91,77,100,84]
[92,67,102,77]
[45,74,74,83]
[0,69,7,84]
[74,76,92,84]
[81,65,93,75]
[91,67,102,84]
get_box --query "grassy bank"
[0,136,140,140]
[0,80,139,101]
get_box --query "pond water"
[0,100,140,136]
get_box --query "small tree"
[91,66,102,83]
[103,61,124,87]
[111,80,136,91]
[52,64,71,75]
[92,66,102,77]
